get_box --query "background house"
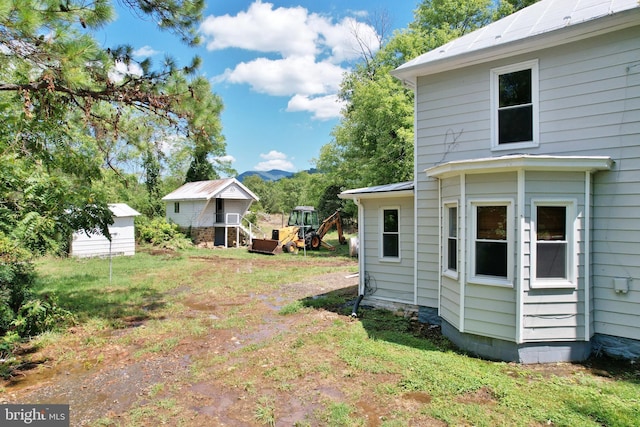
[162,178,259,247]
[70,203,141,258]
[342,0,640,363]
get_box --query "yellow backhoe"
[249,206,346,255]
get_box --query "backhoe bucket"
[248,239,280,255]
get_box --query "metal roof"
[339,181,414,199]
[426,154,613,179]
[393,0,640,81]
[108,203,141,217]
[161,178,259,201]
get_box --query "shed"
[161,178,259,247]
[70,203,141,258]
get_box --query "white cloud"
[108,60,143,82]
[224,56,344,96]
[286,94,344,120]
[200,1,318,57]
[254,150,295,171]
[200,1,378,120]
[133,45,160,58]
[321,17,380,63]
[214,155,236,164]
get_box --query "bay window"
[443,203,458,276]
[470,201,513,286]
[532,200,575,288]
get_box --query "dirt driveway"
[2,259,371,426]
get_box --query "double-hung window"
[491,60,539,150]
[470,201,513,287]
[443,203,458,277]
[531,200,575,288]
[174,202,180,214]
[381,208,400,260]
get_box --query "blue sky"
[99,1,418,175]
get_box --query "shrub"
[135,216,192,249]
[0,235,36,335]
[12,295,75,337]
[1,235,75,340]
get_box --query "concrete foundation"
[180,226,248,248]
[441,320,592,364]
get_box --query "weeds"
[254,396,276,426]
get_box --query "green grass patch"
[16,247,640,427]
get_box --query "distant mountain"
[236,169,294,182]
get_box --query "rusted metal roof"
[161,178,259,201]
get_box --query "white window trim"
[469,199,514,288]
[379,206,401,262]
[490,59,539,151]
[530,199,577,289]
[443,201,458,280]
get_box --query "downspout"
[459,173,466,333]
[352,197,366,317]
[516,169,525,344]
[437,178,442,314]
[584,171,591,340]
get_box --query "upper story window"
[491,60,539,150]
[174,202,180,214]
[443,203,458,277]
[531,200,576,289]
[470,200,513,287]
[381,207,400,260]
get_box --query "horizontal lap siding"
[439,178,462,327]
[440,277,460,328]
[416,183,439,307]
[166,201,212,228]
[538,29,640,341]
[362,197,415,304]
[415,26,640,342]
[521,165,586,342]
[416,66,491,309]
[464,284,516,340]
[464,173,518,341]
[71,218,136,257]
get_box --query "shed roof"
[161,178,259,202]
[339,181,414,200]
[108,203,141,217]
[393,0,640,81]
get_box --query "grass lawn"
[2,242,639,426]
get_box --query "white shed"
[162,178,259,247]
[70,203,141,258]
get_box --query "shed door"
[215,227,225,246]
[215,198,225,223]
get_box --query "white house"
[70,203,141,258]
[341,0,640,363]
[162,178,259,247]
